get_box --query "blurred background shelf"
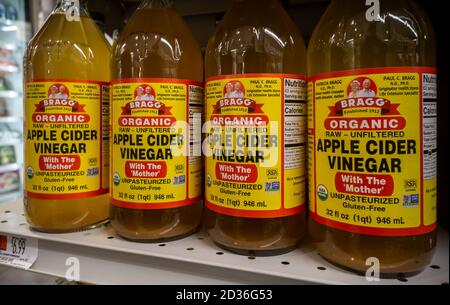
[0,0,27,203]
[0,64,18,73]
[0,163,19,173]
[0,116,19,123]
[0,91,18,98]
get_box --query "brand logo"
[120,84,172,116]
[211,81,267,126]
[324,77,405,131]
[32,84,89,124]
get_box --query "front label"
[111,79,203,210]
[308,68,437,236]
[25,80,109,199]
[205,74,307,218]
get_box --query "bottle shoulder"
[112,8,203,80]
[24,16,111,81]
[308,2,435,73]
[26,16,111,62]
[311,6,433,47]
[205,7,307,76]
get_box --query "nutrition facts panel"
[284,78,307,170]
[188,84,203,165]
[422,73,437,180]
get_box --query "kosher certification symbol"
[317,185,329,201]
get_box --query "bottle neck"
[54,0,90,18]
[139,0,173,9]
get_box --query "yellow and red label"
[308,67,437,236]
[111,79,203,210]
[205,74,307,218]
[25,80,109,199]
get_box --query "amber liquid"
[308,0,436,274]
[110,5,203,242]
[205,0,307,255]
[24,13,111,232]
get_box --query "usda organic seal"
[317,185,328,201]
[113,172,121,186]
[27,167,34,179]
[206,174,212,187]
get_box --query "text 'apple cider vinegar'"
[24,0,111,232]
[308,0,437,274]
[110,0,204,242]
[205,0,308,255]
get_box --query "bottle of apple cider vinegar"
[205,0,308,255]
[308,0,437,274]
[110,0,204,242]
[24,0,111,232]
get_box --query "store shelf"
[0,91,18,99]
[0,21,19,33]
[0,199,448,285]
[0,163,20,173]
[0,43,18,51]
[0,64,18,73]
[0,116,20,123]
[0,192,20,204]
[0,139,21,146]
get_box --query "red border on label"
[206,73,307,219]
[26,189,109,200]
[25,78,110,200]
[111,78,203,87]
[308,67,438,237]
[111,197,202,210]
[310,213,436,237]
[206,73,307,82]
[308,66,437,81]
[110,78,204,210]
[206,200,306,219]
[27,79,109,85]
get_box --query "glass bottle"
[110,0,204,242]
[24,0,111,232]
[205,0,308,255]
[308,0,437,274]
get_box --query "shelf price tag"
[0,234,38,270]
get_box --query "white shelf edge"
[0,163,20,173]
[0,116,20,123]
[0,139,22,146]
[0,44,18,51]
[0,64,19,73]
[0,91,19,98]
[0,199,448,285]
[0,192,20,203]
